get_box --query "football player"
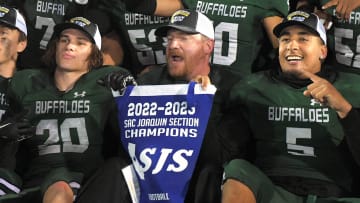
[0,5,34,199]
[75,9,244,203]
[4,16,131,203]
[296,0,360,74]
[97,0,169,77]
[221,10,360,203]
[112,0,289,76]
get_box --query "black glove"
[0,111,36,142]
[98,70,137,95]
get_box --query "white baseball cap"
[155,9,214,40]
[273,10,327,45]
[0,5,27,36]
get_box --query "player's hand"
[314,8,333,30]
[192,75,211,90]
[302,71,352,118]
[98,70,137,94]
[0,111,36,142]
[322,0,360,21]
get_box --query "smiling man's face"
[278,25,327,78]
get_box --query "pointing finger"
[299,70,323,82]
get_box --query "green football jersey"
[99,0,169,75]
[0,77,19,196]
[314,0,360,73]
[183,0,289,76]
[17,0,90,69]
[0,76,10,120]
[8,66,123,188]
[228,70,360,192]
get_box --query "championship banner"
[113,82,216,203]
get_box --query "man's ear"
[204,39,214,55]
[17,40,27,53]
[320,44,327,60]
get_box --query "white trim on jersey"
[0,177,20,194]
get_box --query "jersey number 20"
[37,118,89,155]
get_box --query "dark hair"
[42,37,103,70]
[0,23,27,42]
[18,31,26,42]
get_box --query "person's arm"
[339,107,360,166]
[302,71,352,119]
[296,0,333,30]
[154,0,184,16]
[322,0,360,21]
[0,111,36,142]
[263,16,284,48]
[97,68,137,95]
[222,179,256,203]
[302,71,360,164]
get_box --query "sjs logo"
[127,143,193,180]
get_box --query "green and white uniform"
[224,68,360,201]
[99,0,169,75]
[0,77,10,120]
[6,66,125,197]
[101,0,289,76]
[15,0,91,69]
[183,0,289,75]
[0,77,22,198]
[308,0,360,73]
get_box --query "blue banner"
[114,82,216,202]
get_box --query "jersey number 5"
[286,127,315,157]
[335,27,360,68]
